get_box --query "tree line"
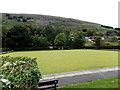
[2,24,120,51]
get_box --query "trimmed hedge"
[5,47,49,51]
[1,56,41,89]
[2,48,10,52]
[3,45,119,51]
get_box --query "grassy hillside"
[2,13,99,25]
[1,13,116,32]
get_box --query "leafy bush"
[2,48,10,52]
[1,56,41,89]
[108,36,118,42]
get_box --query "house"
[85,37,93,42]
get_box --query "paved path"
[39,67,120,86]
[57,70,119,86]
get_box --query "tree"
[32,35,48,47]
[87,30,95,36]
[67,33,77,48]
[63,30,70,37]
[30,25,45,36]
[94,37,104,47]
[106,31,116,36]
[82,29,87,32]
[44,25,56,44]
[94,31,106,36]
[72,33,85,48]
[108,36,118,42]
[5,13,10,17]
[22,18,27,22]
[54,33,67,49]
[67,33,85,49]
[5,25,32,49]
[2,26,10,47]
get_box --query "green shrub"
[2,48,10,52]
[0,56,41,89]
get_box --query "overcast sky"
[0,0,119,28]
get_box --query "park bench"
[38,79,58,90]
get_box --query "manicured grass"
[1,50,118,75]
[59,77,119,88]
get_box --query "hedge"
[3,47,49,51]
[1,56,41,89]
[2,45,119,52]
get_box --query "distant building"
[49,46,53,49]
[85,37,93,42]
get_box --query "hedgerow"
[0,56,41,89]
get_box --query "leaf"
[1,79,11,85]
[0,75,7,79]
[2,62,12,68]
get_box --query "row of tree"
[2,25,85,49]
[2,24,119,50]
[2,25,86,50]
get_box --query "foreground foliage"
[1,56,41,89]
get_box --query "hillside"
[2,13,100,25]
[1,13,116,32]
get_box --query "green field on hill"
[1,50,118,75]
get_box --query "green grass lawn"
[1,49,118,75]
[59,77,119,88]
